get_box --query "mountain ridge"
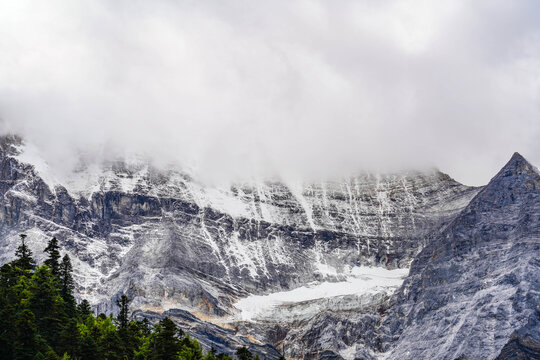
[380,152,540,360]
[1,135,538,359]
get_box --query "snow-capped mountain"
[0,134,538,359]
[380,152,540,360]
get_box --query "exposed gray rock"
[380,153,540,360]
[0,135,477,311]
[8,135,538,359]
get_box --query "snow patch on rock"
[234,266,408,321]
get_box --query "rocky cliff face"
[0,135,476,306]
[495,316,540,360]
[379,153,540,360]
[4,135,538,359]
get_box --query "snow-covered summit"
[9,135,533,359]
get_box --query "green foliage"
[79,334,99,360]
[235,347,254,360]
[15,234,35,272]
[28,266,65,350]
[59,255,76,317]
[76,299,93,320]
[44,238,61,277]
[0,234,261,360]
[115,294,130,330]
[14,309,40,360]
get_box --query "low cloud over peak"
[1,0,539,185]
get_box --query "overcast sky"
[1,0,539,185]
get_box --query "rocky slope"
[0,134,476,299]
[7,134,538,359]
[378,153,540,360]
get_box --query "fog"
[1,0,539,185]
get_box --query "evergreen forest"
[0,234,264,360]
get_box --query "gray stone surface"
[4,135,538,359]
[379,153,540,360]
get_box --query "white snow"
[6,188,37,204]
[194,186,252,219]
[15,143,104,196]
[235,266,409,321]
[14,143,60,188]
[339,345,357,360]
[287,181,318,231]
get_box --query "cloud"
[0,0,539,185]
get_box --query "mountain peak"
[491,152,539,182]
[509,151,527,165]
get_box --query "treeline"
[0,235,262,360]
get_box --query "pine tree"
[44,349,60,360]
[15,234,35,272]
[28,266,65,352]
[13,309,40,360]
[99,327,124,360]
[77,299,93,320]
[179,335,203,360]
[124,321,144,360]
[0,263,20,359]
[58,319,81,358]
[79,335,100,360]
[139,317,152,336]
[153,317,181,360]
[59,255,76,317]
[235,347,253,360]
[115,294,130,330]
[59,255,74,297]
[44,238,61,276]
[3,235,241,360]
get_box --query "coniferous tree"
[139,318,152,337]
[115,294,130,330]
[179,335,203,360]
[2,239,255,360]
[0,263,19,359]
[44,238,61,276]
[28,266,64,352]
[59,255,76,317]
[58,319,80,358]
[235,347,253,360]
[15,234,35,272]
[59,255,74,298]
[100,326,124,360]
[153,317,182,360]
[77,299,93,319]
[13,309,40,360]
[79,335,100,360]
[44,348,60,360]
[124,320,144,360]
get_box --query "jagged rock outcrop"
[0,135,477,308]
[496,335,540,360]
[379,153,540,360]
[8,135,539,359]
[495,314,540,360]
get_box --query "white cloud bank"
[0,0,539,185]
